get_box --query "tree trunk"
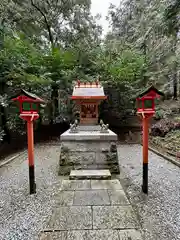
[0,104,11,144]
[173,66,177,100]
[50,85,59,124]
[0,77,11,144]
[172,34,178,100]
[141,41,148,86]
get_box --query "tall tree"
[164,0,180,99]
[106,0,180,98]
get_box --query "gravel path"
[118,144,180,240]
[0,143,62,240]
[1,143,180,239]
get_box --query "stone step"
[69,169,111,180]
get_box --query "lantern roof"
[137,86,164,99]
[11,89,45,103]
[71,80,107,100]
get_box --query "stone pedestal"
[60,128,117,141]
[59,128,120,175]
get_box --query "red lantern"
[11,89,45,194]
[136,86,164,194]
[12,89,45,122]
[136,86,164,118]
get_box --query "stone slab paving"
[54,191,74,206]
[108,190,130,205]
[73,190,110,206]
[93,206,138,229]
[67,230,119,240]
[40,179,143,240]
[118,229,143,240]
[39,230,142,240]
[47,206,92,230]
[91,179,123,190]
[40,232,67,240]
[60,180,91,190]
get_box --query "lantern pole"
[11,90,45,195]
[136,86,164,195]
[27,117,36,194]
[142,114,149,194]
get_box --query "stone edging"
[149,146,180,168]
[0,151,26,168]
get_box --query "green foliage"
[0,31,50,88]
[158,130,180,152]
[0,0,156,140]
[164,0,180,36]
[44,47,77,86]
[154,109,164,120]
[107,50,145,82]
[106,0,180,99]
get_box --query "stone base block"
[59,164,119,175]
[69,170,111,180]
[59,128,120,176]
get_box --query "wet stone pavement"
[39,179,143,240]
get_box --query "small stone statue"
[100,119,109,133]
[69,119,79,133]
[110,142,117,152]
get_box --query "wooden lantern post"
[12,90,45,194]
[136,86,164,194]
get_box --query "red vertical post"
[27,120,36,194]
[142,116,149,194]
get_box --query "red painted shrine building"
[71,80,107,125]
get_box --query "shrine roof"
[137,86,164,99]
[11,89,45,103]
[71,81,107,99]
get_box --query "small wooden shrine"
[71,80,107,125]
